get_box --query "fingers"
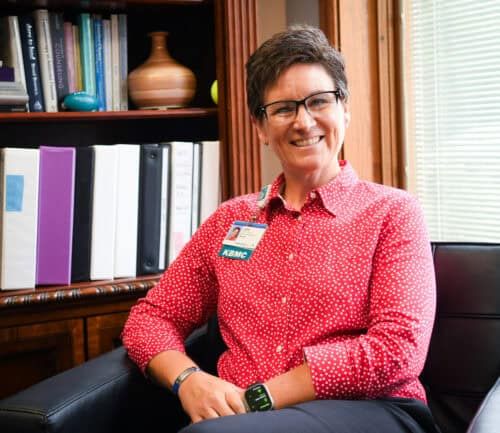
[226,391,247,415]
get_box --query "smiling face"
[254,63,350,185]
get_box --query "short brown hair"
[246,25,349,119]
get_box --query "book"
[90,145,118,280]
[110,14,120,111]
[73,24,82,91]
[102,19,112,112]
[158,144,170,270]
[93,15,106,111]
[0,148,39,290]
[137,144,163,275]
[118,14,128,111]
[78,13,96,96]
[199,140,221,224]
[71,147,94,282]
[114,144,140,278]
[0,81,29,104]
[0,16,27,92]
[18,14,45,112]
[49,12,68,108]
[167,141,194,264]
[64,21,76,93]
[33,9,58,112]
[0,65,14,81]
[36,146,76,285]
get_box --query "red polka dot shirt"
[122,161,436,403]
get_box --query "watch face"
[244,383,273,412]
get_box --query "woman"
[122,25,439,433]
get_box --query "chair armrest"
[0,346,186,433]
[467,377,500,433]
[0,323,215,433]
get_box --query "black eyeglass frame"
[258,90,343,119]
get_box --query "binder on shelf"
[158,143,170,271]
[33,9,58,112]
[167,141,194,265]
[0,148,39,290]
[137,144,163,275]
[90,145,118,280]
[71,147,94,282]
[36,146,76,285]
[114,145,140,278]
[200,140,221,224]
[191,142,201,234]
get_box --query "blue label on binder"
[6,175,24,212]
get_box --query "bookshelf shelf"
[0,275,159,309]
[0,107,218,123]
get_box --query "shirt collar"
[262,161,359,217]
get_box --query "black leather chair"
[0,242,499,433]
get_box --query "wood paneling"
[216,0,260,198]
[86,312,130,359]
[0,319,84,398]
[319,0,402,187]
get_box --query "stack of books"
[0,141,220,290]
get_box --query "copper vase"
[128,31,196,109]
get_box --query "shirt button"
[281,296,287,304]
[288,253,294,261]
[310,191,317,199]
[276,345,283,353]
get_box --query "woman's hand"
[178,371,247,423]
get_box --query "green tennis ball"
[210,80,218,105]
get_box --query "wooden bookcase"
[0,0,260,398]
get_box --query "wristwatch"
[243,383,274,412]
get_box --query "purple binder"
[36,146,76,285]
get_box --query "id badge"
[218,221,267,260]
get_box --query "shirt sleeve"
[303,194,436,399]
[121,213,220,373]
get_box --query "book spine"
[78,13,96,96]
[36,146,76,285]
[71,147,94,282]
[90,145,118,280]
[64,22,76,93]
[110,14,120,111]
[33,9,58,112]
[0,148,40,290]
[168,141,194,265]
[102,19,112,111]
[8,16,28,94]
[73,25,82,92]
[114,145,140,278]
[93,16,106,111]
[17,15,45,111]
[49,12,68,108]
[118,14,128,111]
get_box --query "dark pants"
[178,398,440,433]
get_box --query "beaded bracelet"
[172,366,202,395]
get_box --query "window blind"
[402,0,500,242]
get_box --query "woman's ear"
[251,115,269,146]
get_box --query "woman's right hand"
[178,370,247,423]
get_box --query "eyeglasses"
[259,90,342,125]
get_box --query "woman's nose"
[292,104,316,129]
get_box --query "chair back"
[422,243,500,433]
